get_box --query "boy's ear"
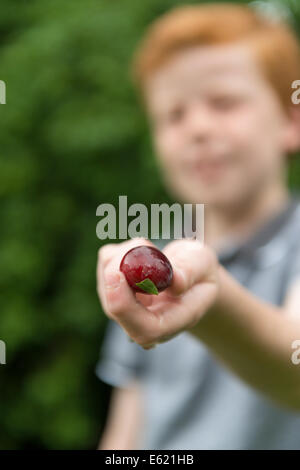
[283,106,300,154]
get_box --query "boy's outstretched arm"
[188,264,300,411]
[97,237,300,411]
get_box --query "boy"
[96,3,300,449]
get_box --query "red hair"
[131,3,300,111]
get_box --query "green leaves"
[135,278,159,295]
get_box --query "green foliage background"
[0,0,299,449]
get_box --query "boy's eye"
[167,107,185,123]
[210,96,240,110]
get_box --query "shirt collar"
[217,195,300,266]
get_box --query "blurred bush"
[0,0,299,449]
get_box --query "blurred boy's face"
[144,43,296,209]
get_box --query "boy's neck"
[204,183,290,251]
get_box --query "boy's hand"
[97,237,219,349]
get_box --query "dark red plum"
[119,245,173,295]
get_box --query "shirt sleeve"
[95,319,147,389]
[285,245,300,290]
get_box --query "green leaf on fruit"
[135,278,159,295]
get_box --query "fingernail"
[104,271,120,289]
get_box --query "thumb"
[163,239,216,296]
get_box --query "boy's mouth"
[187,158,230,182]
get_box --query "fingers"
[103,268,143,321]
[97,237,154,312]
[135,292,154,307]
[97,238,161,344]
[103,266,161,345]
[163,239,218,296]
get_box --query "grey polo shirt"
[96,195,300,450]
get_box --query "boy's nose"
[185,104,215,141]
